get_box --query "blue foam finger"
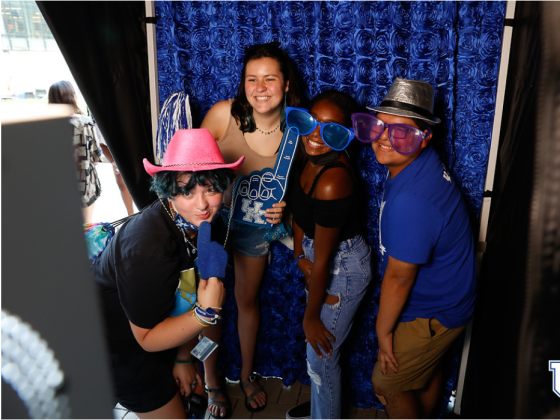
[197,220,212,249]
[197,221,228,279]
[230,129,300,228]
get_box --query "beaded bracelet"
[174,359,194,364]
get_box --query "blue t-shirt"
[379,146,477,329]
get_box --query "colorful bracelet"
[192,311,209,327]
[194,307,218,326]
[194,303,221,321]
[195,302,222,312]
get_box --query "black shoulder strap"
[308,161,350,196]
[101,202,152,232]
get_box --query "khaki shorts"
[372,318,465,392]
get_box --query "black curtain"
[462,2,560,418]
[461,1,538,418]
[514,1,560,418]
[37,1,156,209]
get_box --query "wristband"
[293,254,305,277]
[193,312,210,327]
[194,305,221,322]
[174,359,193,364]
[195,302,221,317]
[193,307,218,326]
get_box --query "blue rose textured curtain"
[155,1,506,411]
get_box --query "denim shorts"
[220,207,270,258]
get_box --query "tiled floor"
[112,378,385,419]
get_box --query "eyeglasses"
[351,113,431,155]
[285,107,355,151]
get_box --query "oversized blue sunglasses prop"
[351,113,431,155]
[285,107,355,151]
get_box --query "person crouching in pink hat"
[93,129,244,419]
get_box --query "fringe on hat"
[155,91,193,164]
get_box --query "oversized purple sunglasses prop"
[351,113,431,155]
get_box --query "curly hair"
[150,169,235,199]
[231,42,301,133]
[309,89,364,128]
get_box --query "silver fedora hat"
[367,78,441,125]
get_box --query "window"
[1,1,53,51]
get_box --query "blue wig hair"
[150,169,235,199]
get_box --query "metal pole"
[145,1,160,163]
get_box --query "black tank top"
[288,160,361,240]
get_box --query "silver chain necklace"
[159,196,234,258]
[158,197,197,256]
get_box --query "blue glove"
[196,221,228,279]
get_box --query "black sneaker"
[286,401,311,419]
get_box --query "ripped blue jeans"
[303,234,372,419]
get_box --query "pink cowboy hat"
[143,128,244,176]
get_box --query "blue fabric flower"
[155,0,507,411]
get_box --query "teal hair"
[150,169,235,199]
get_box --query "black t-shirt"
[93,200,193,349]
[94,199,227,347]
[92,200,226,410]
